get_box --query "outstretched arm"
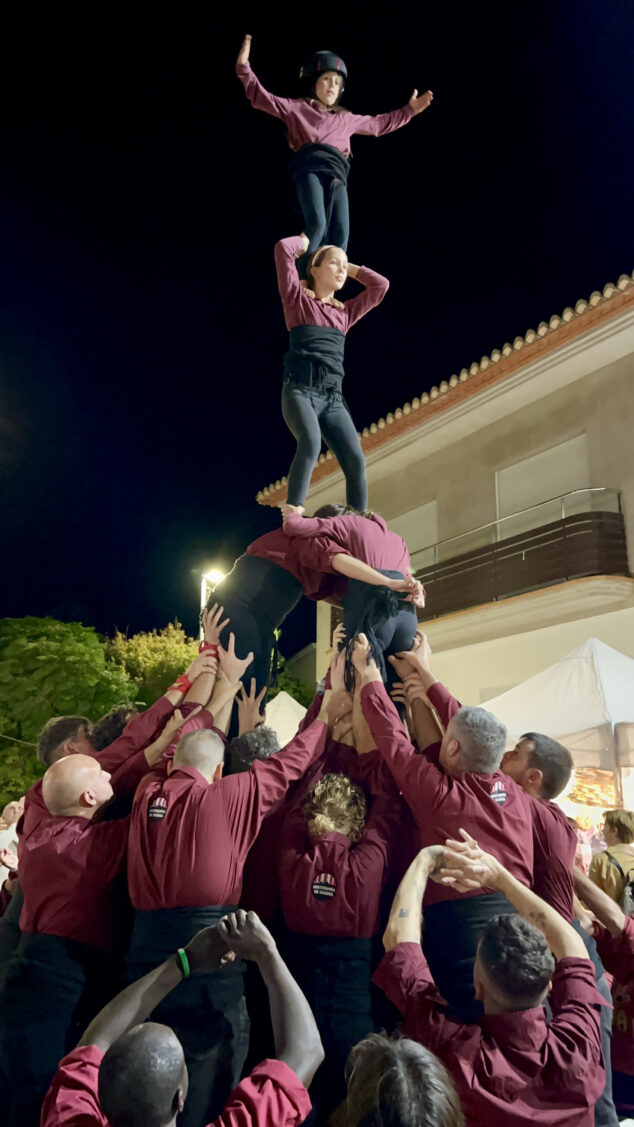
[441,831,588,961]
[574,866,626,938]
[235,34,295,121]
[220,911,323,1087]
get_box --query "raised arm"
[236,35,295,121]
[274,234,309,306]
[347,87,433,140]
[220,910,323,1087]
[383,845,445,950]
[344,266,390,330]
[441,830,588,961]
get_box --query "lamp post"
[199,569,226,639]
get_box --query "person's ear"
[213,762,224,782]
[174,1087,186,1114]
[79,789,97,809]
[524,767,543,793]
[167,760,175,776]
[447,738,461,762]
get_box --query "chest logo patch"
[491,781,507,806]
[148,796,167,821]
[312,872,337,901]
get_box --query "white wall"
[430,607,634,705]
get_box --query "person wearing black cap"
[236,34,433,277]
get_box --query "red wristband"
[168,673,192,695]
[199,641,219,655]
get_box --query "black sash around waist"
[128,905,245,1010]
[289,142,350,187]
[283,324,346,389]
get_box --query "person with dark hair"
[282,502,425,686]
[41,912,324,1126]
[344,1031,465,1127]
[236,35,433,278]
[373,836,607,1127]
[354,635,534,1019]
[274,231,388,510]
[277,769,401,1121]
[502,733,619,1126]
[91,704,139,752]
[126,636,338,1127]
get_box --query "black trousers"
[127,906,249,1127]
[294,170,350,279]
[282,380,367,509]
[0,933,119,1127]
[423,892,517,1020]
[211,556,303,701]
[283,933,374,1124]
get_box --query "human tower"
[236,34,433,511]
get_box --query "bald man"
[0,754,132,1127]
[43,914,323,1127]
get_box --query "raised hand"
[332,621,346,651]
[237,678,267,734]
[163,706,201,742]
[202,603,230,646]
[409,88,434,115]
[218,632,254,685]
[218,909,276,962]
[237,34,252,67]
[404,580,426,608]
[185,924,232,974]
[329,646,347,694]
[439,829,503,892]
[351,633,382,686]
[184,652,219,684]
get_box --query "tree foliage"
[270,657,315,709]
[105,621,198,706]
[0,617,137,806]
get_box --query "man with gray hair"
[352,634,535,1019]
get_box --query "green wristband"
[176,948,190,979]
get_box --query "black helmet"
[300,51,348,84]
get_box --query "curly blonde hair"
[303,773,367,842]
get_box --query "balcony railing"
[414,488,629,620]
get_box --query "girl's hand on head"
[237,34,252,66]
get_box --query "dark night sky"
[1,3,632,659]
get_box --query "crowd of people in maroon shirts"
[0,514,633,1127]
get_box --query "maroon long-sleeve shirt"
[530,797,577,922]
[19,814,128,952]
[42,1044,311,1127]
[374,941,606,1127]
[237,63,416,157]
[278,790,400,938]
[275,236,389,334]
[245,529,348,602]
[128,718,328,910]
[283,511,411,575]
[20,695,175,842]
[593,916,634,1075]
[360,680,534,905]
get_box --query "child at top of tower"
[236,34,433,276]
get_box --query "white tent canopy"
[265,690,307,749]
[481,638,634,770]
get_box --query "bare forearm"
[79,957,181,1051]
[384,854,429,950]
[496,870,587,960]
[574,867,626,937]
[410,698,443,749]
[257,946,324,1087]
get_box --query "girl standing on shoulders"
[275,233,387,510]
[237,34,433,276]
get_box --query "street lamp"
[200,569,226,637]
